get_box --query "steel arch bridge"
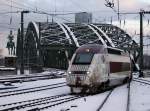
[17,22,139,70]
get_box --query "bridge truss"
[16,22,139,69]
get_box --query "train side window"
[107,48,121,55]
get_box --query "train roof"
[76,44,106,53]
[76,44,125,54]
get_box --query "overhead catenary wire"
[68,0,87,12]
[9,0,13,25]
[5,0,36,11]
[1,0,148,30]
[0,2,28,10]
[4,0,58,15]
[0,11,20,15]
[0,22,12,25]
[0,0,81,23]
[0,0,132,23]
[31,11,73,23]
[0,0,143,18]
[0,11,73,29]
[0,25,18,30]
[3,0,118,18]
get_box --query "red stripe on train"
[110,62,130,73]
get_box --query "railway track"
[96,83,131,111]
[0,94,83,111]
[0,75,53,83]
[0,82,66,98]
[0,71,65,83]
[27,95,83,111]
[133,78,150,85]
[96,89,114,111]
[126,82,131,111]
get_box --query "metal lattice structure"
[17,22,139,69]
[96,24,134,49]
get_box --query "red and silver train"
[66,44,131,93]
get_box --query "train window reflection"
[73,53,94,64]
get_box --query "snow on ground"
[0,78,66,92]
[0,85,70,105]
[100,85,128,111]
[12,78,66,90]
[0,68,66,78]
[45,85,129,111]
[48,91,111,111]
[0,76,150,111]
[130,79,150,111]
[0,78,70,105]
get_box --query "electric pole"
[20,10,29,74]
[139,11,144,77]
[117,0,120,21]
[138,10,150,77]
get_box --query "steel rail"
[126,82,131,111]
[0,74,62,83]
[96,89,114,111]
[0,94,71,111]
[133,79,150,85]
[0,83,66,98]
[0,82,66,94]
[27,95,84,111]
[133,78,150,83]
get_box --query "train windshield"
[73,53,94,64]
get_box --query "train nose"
[67,71,90,86]
[75,76,81,86]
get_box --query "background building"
[75,12,92,23]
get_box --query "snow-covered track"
[26,95,84,111]
[96,83,131,111]
[0,82,66,98]
[0,72,64,83]
[0,94,72,111]
[133,78,150,85]
[96,89,114,111]
[126,82,131,111]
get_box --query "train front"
[66,44,107,93]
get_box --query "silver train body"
[66,44,131,93]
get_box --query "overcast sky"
[0,0,150,49]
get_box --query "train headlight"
[68,71,72,74]
[86,71,90,74]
